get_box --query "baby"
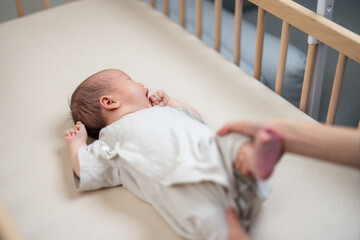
[64,69,283,240]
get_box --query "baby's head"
[70,69,151,138]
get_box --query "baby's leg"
[151,181,233,240]
[237,128,283,180]
[216,133,272,230]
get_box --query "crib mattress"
[0,0,359,239]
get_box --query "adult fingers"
[226,207,250,240]
[217,120,260,137]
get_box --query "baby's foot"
[237,128,283,180]
[64,121,88,145]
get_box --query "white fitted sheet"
[0,0,359,239]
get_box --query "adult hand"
[218,119,360,169]
[217,120,271,137]
[218,120,284,180]
[226,207,251,240]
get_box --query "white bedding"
[0,0,359,239]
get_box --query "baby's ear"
[100,95,120,110]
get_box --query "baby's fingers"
[149,95,157,103]
[149,94,161,106]
[156,90,164,98]
[153,93,161,101]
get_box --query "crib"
[0,0,359,239]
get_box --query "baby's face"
[109,70,152,111]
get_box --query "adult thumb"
[226,207,251,240]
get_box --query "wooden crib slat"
[300,44,318,112]
[150,0,156,8]
[233,0,243,66]
[254,7,266,80]
[196,0,202,39]
[248,0,360,63]
[43,0,50,9]
[275,21,291,95]
[179,0,186,28]
[15,0,24,17]
[214,0,222,52]
[163,0,169,16]
[326,53,348,125]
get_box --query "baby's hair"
[70,72,113,138]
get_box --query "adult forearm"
[274,119,360,168]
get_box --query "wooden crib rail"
[15,0,358,126]
[253,7,266,80]
[196,0,203,39]
[233,0,243,65]
[15,0,74,17]
[15,0,24,17]
[248,0,360,125]
[249,0,360,63]
[146,0,359,126]
[179,0,186,28]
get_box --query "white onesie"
[73,106,270,240]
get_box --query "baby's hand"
[64,121,88,145]
[149,90,169,107]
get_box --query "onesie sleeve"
[173,105,205,123]
[73,141,122,192]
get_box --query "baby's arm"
[149,90,202,118]
[64,121,87,178]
